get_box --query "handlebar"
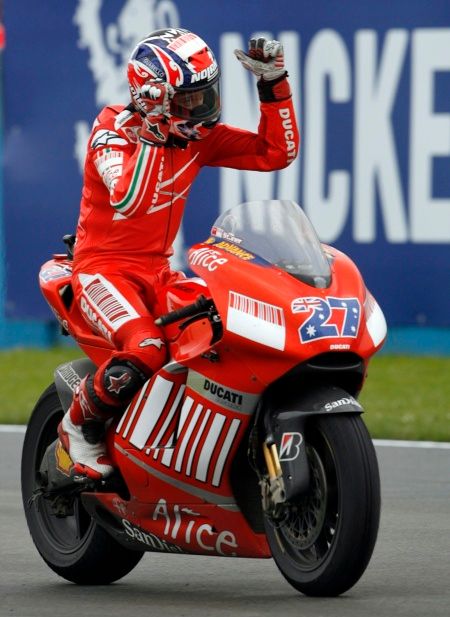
[154,295,215,327]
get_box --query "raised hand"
[234,38,286,81]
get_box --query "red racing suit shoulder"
[74,91,299,267]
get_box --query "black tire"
[264,414,380,597]
[21,383,144,585]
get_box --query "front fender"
[264,385,364,500]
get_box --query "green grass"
[0,348,449,441]
[0,347,81,425]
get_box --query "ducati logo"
[279,432,303,462]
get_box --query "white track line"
[0,425,449,449]
[373,439,450,450]
[0,425,27,433]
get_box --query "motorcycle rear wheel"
[264,414,380,596]
[21,383,144,585]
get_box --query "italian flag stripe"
[124,147,159,217]
[112,144,150,212]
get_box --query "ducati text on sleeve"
[278,108,297,164]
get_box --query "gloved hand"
[234,38,286,81]
[234,38,290,102]
[139,79,175,146]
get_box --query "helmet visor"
[171,81,220,124]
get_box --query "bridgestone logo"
[57,364,81,392]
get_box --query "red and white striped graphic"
[227,291,286,350]
[118,374,242,489]
[78,273,139,331]
[128,376,175,449]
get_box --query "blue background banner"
[1,1,450,347]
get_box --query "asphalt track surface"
[1,430,449,617]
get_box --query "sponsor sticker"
[214,241,254,261]
[94,149,123,190]
[279,432,303,462]
[187,370,259,414]
[152,498,238,556]
[324,397,362,412]
[78,273,140,338]
[189,247,228,271]
[122,519,184,553]
[56,364,82,392]
[211,227,243,245]
[91,128,128,149]
[227,291,286,351]
[291,296,361,344]
[55,441,73,476]
[139,337,165,349]
[39,264,72,282]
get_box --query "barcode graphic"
[229,291,285,326]
[227,291,286,351]
[85,278,130,323]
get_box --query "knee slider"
[102,359,149,403]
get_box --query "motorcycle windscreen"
[211,200,331,288]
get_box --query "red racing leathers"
[72,92,299,381]
[58,78,299,480]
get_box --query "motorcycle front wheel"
[21,383,144,584]
[264,414,380,597]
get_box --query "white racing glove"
[234,38,290,102]
[234,38,286,81]
[139,79,175,145]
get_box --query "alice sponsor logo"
[152,498,238,556]
[189,247,228,271]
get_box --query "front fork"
[260,440,287,519]
[252,411,312,519]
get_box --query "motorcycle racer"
[57,28,300,480]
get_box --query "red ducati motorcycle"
[22,200,386,596]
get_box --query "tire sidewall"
[264,414,380,595]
